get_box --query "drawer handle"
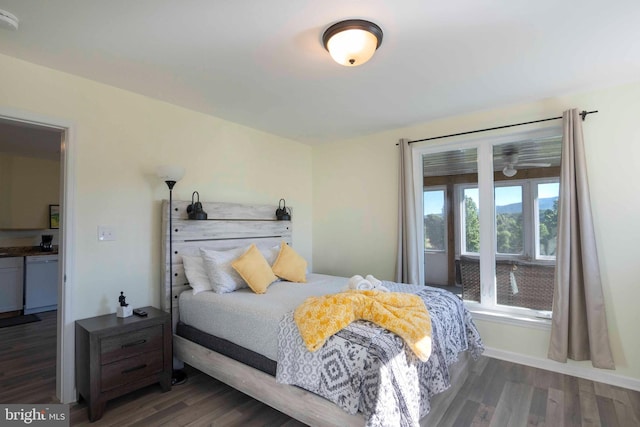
[122,364,147,374]
[121,339,146,349]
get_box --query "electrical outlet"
[98,226,116,241]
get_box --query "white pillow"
[200,246,250,293]
[259,244,281,266]
[182,255,212,295]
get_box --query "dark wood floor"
[1,310,639,426]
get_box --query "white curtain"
[395,138,421,285]
[548,108,615,369]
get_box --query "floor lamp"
[156,165,187,386]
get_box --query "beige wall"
[0,153,60,229]
[0,53,313,320]
[313,80,640,383]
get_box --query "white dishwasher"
[24,254,59,314]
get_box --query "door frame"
[0,107,76,403]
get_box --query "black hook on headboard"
[276,198,291,221]
[186,191,208,220]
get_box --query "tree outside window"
[464,195,480,253]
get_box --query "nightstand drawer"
[100,325,163,365]
[100,350,163,392]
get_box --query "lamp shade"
[156,165,185,183]
[323,20,383,67]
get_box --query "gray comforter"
[276,283,484,427]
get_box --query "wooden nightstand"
[75,306,172,421]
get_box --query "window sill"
[468,307,552,330]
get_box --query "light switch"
[98,226,116,241]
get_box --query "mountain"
[496,197,557,214]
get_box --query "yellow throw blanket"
[293,290,432,361]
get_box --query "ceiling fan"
[501,152,551,177]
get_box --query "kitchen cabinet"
[0,257,24,313]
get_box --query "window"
[495,185,524,255]
[417,128,561,320]
[424,188,446,252]
[493,181,559,264]
[462,181,558,261]
[460,187,480,254]
[536,182,559,259]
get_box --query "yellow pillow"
[272,242,307,283]
[231,244,278,294]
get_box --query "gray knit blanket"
[276,283,484,427]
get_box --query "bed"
[161,200,483,426]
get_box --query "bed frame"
[161,200,471,426]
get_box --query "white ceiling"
[0,0,639,145]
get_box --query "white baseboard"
[483,346,640,392]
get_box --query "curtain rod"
[402,110,598,145]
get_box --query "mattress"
[178,273,349,361]
[178,274,484,426]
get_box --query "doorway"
[0,110,75,404]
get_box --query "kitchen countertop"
[0,246,59,258]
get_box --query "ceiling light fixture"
[502,165,518,178]
[0,9,19,31]
[322,19,383,67]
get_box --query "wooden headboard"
[161,200,292,326]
